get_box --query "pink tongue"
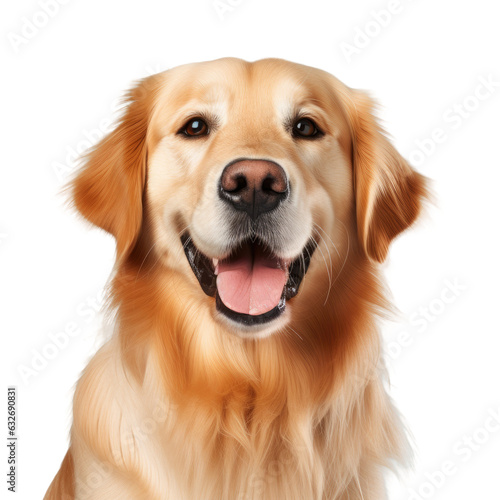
[217,244,287,316]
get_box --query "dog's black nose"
[219,160,289,219]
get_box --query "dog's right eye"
[292,118,322,139]
[178,118,209,137]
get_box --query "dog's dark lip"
[180,232,316,326]
[215,292,286,326]
[181,233,218,296]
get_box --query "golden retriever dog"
[45,58,428,500]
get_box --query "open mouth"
[181,233,316,326]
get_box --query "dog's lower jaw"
[214,297,291,339]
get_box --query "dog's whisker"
[135,242,158,281]
[182,235,192,250]
[312,226,333,305]
[313,225,334,278]
[176,224,192,239]
[314,224,334,275]
[286,325,304,341]
[313,222,341,260]
[312,222,351,302]
[328,220,350,289]
[136,225,193,282]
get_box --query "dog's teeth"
[212,259,219,275]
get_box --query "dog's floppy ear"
[344,89,428,263]
[71,75,161,260]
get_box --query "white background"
[2,0,500,498]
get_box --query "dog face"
[72,58,426,338]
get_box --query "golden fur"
[44,58,428,500]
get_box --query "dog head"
[72,58,427,338]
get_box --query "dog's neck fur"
[106,249,408,499]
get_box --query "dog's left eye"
[179,118,209,137]
[292,118,322,139]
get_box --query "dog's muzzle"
[182,159,315,327]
